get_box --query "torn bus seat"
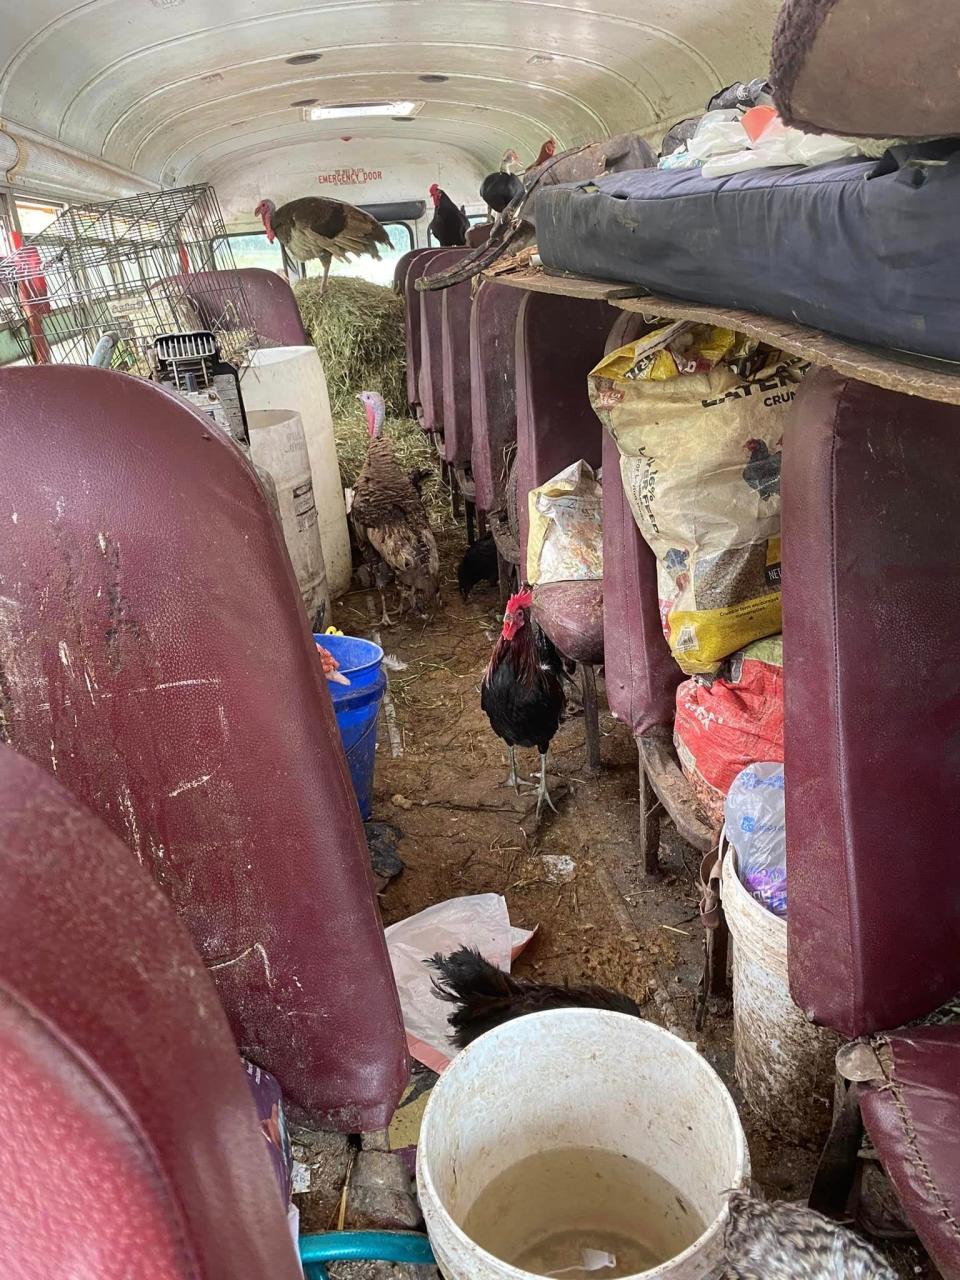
[515,292,612,769]
[0,743,300,1280]
[418,247,471,435]
[403,249,446,411]
[0,365,407,1132]
[600,311,686,873]
[783,368,960,1274]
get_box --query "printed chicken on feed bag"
[589,322,806,674]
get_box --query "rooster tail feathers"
[428,947,521,1003]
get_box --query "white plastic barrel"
[244,347,352,597]
[418,1009,748,1280]
[247,408,330,629]
[721,847,840,1145]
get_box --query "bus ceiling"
[0,0,780,213]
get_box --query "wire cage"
[0,184,262,375]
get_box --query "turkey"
[254,197,391,295]
[352,391,440,624]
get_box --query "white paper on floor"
[385,892,535,1073]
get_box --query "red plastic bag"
[674,635,783,829]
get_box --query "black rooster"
[481,585,565,817]
[457,530,499,600]
[429,947,642,1048]
[742,438,782,501]
[428,184,469,246]
[480,170,524,213]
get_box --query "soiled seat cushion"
[404,249,446,407]
[0,745,299,1280]
[533,582,603,666]
[441,271,475,467]
[783,369,960,1038]
[861,1026,960,1280]
[419,248,472,434]
[0,366,407,1131]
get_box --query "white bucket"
[247,408,330,629]
[417,1009,748,1280]
[244,346,352,597]
[721,847,840,1145]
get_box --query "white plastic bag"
[385,894,535,1071]
[701,115,860,178]
[526,460,603,585]
[724,762,786,916]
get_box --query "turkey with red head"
[254,196,391,294]
[428,184,469,246]
[481,585,566,818]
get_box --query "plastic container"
[244,347,352,597]
[248,408,330,629]
[721,844,840,1146]
[418,1009,749,1280]
[315,634,385,820]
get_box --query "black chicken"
[429,947,642,1048]
[457,530,499,600]
[480,170,524,213]
[428,184,469,246]
[742,438,782,501]
[481,585,565,817]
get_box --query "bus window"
[213,232,285,275]
[15,200,64,237]
[305,221,412,287]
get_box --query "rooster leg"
[536,750,559,818]
[377,588,394,628]
[503,745,534,792]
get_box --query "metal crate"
[0,184,261,375]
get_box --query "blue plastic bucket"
[315,633,386,820]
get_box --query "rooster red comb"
[506,586,533,614]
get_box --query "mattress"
[536,144,960,363]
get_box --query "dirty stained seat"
[0,743,300,1280]
[393,247,432,297]
[783,368,960,1279]
[515,291,613,768]
[403,248,446,412]
[0,366,407,1133]
[418,247,472,437]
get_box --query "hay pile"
[334,408,454,530]
[294,276,406,418]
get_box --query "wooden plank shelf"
[481,264,960,407]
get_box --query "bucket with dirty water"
[417,1009,748,1280]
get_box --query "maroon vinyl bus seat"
[466,222,492,248]
[418,248,471,436]
[0,366,407,1133]
[440,269,475,471]
[515,292,612,769]
[601,312,686,872]
[470,281,526,515]
[784,369,960,1278]
[175,268,309,347]
[0,744,300,1280]
[394,247,431,297]
[403,249,446,412]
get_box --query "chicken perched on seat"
[481,585,566,817]
[352,391,440,624]
[429,947,642,1048]
[254,196,391,295]
[428,184,470,246]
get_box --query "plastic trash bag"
[385,893,535,1072]
[724,762,786,916]
[700,113,861,178]
[526,460,603,586]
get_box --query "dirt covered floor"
[332,522,933,1279]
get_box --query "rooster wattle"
[254,196,391,294]
[481,585,566,818]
